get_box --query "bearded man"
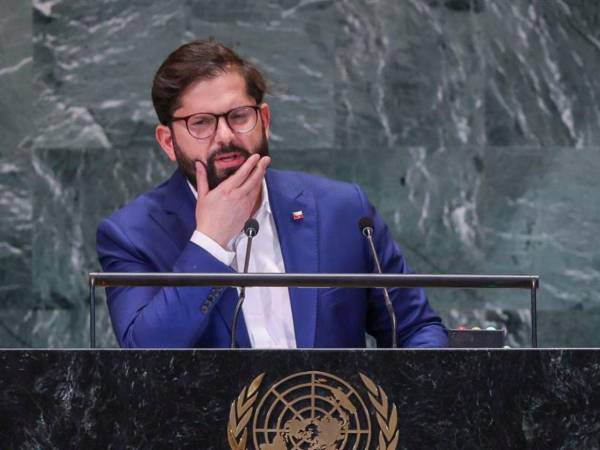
[96,40,447,348]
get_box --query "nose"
[213,115,235,146]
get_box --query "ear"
[259,103,271,140]
[155,123,177,161]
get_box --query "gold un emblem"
[227,371,399,450]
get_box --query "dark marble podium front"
[0,349,598,449]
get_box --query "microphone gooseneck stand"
[359,217,398,348]
[230,219,259,349]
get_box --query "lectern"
[2,348,600,448]
[3,272,546,448]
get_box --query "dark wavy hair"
[151,39,267,125]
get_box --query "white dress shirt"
[188,180,297,349]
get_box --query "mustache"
[174,135,269,191]
[206,145,252,165]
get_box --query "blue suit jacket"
[97,168,447,348]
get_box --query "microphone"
[231,219,259,348]
[358,217,398,348]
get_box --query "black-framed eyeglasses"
[171,105,261,140]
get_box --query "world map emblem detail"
[227,371,399,450]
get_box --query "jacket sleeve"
[96,217,236,348]
[354,185,449,348]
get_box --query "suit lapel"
[266,170,319,348]
[151,170,251,348]
[150,170,197,250]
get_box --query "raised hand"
[194,154,271,248]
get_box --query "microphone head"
[243,218,259,237]
[358,217,374,237]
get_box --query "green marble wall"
[1,0,600,347]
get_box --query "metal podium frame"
[88,273,540,348]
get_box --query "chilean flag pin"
[292,210,304,221]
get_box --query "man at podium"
[96,40,448,349]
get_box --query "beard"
[172,130,269,190]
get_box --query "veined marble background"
[1,0,599,347]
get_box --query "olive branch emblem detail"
[227,372,265,450]
[359,373,399,450]
[227,371,399,450]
